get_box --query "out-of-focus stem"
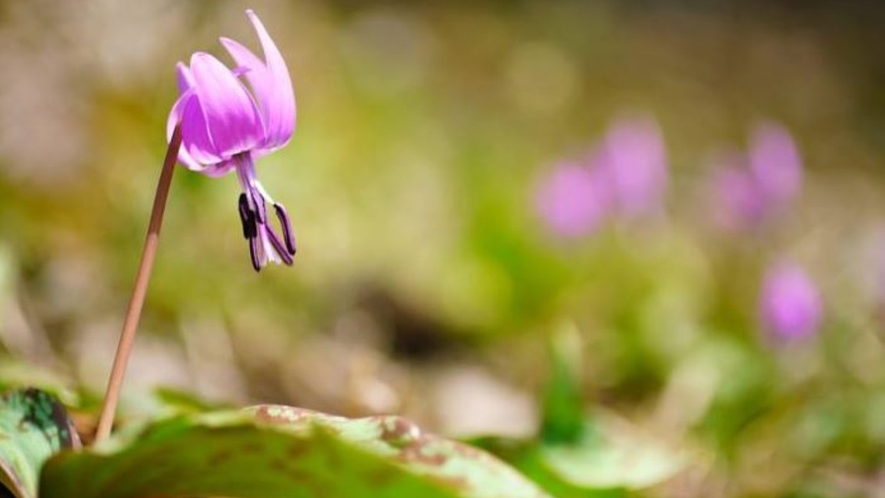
[94,125,182,444]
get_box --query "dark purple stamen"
[250,189,266,224]
[273,203,296,255]
[265,227,294,265]
[238,193,257,239]
[248,237,261,272]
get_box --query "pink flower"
[749,121,803,208]
[711,121,803,232]
[535,114,668,239]
[601,115,668,219]
[710,151,768,230]
[759,260,822,340]
[167,10,296,271]
[535,160,611,238]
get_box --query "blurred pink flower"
[711,151,768,230]
[601,115,668,219]
[759,260,822,340]
[166,10,296,271]
[535,160,611,238]
[711,121,803,231]
[749,121,803,207]
[535,114,668,238]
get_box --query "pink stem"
[94,125,182,444]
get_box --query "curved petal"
[219,38,272,120]
[201,158,238,178]
[189,51,264,158]
[221,10,295,151]
[179,91,225,166]
[176,61,195,94]
[167,91,204,171]
[168,93,237,177]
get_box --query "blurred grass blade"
[541,321,585,445]
[39,406,550,498]
[0,389,80,498]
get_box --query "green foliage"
[1,3,883,496]
[475,412,686,497]
[38,405,548,498]
[473,329,687,498]
[0,389,79,498]
[541,322,586,445]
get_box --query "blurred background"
[2,0,885,496]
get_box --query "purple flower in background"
[749,121,803,208]
[711,121,803,232]
[535,113,667,239]
[167,10,297,271]
[600,115,668,219]
[535,160,611,238]
[711,151,768,230]
[759,260,822,340]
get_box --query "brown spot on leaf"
[207,449,234,467]
[286,440,310,460]
[377,416,422,448]
[253,405,313,426]
[400,442,448,467]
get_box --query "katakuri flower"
[759,260,822,341]
[710,121,803,232]
[535,158,611,238]
[710,149,769,231]
[748,121,802,208]
[600,114,668,219]
[534,113,666,239]
[167,10,296,271]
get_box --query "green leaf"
[540,428,684,490]
[541,322,586,445]
[473,411,688,496]
[152,386,232,414]
[0,362,80,409]
[40,406,550,498]
[251,405,550,498]
[0,389,80,498]
[466,437,627,498]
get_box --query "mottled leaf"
[252,405,550,498]
[0,363,80,409]
[0,389,80,498]
[39,406,550,498]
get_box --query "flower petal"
[167,91,203,171]
[179,91,225,166]
[176,61,195,93]
[189,51,264,158]
[221,10,295,151]
[201,158,238,178]
[219,38,272,120]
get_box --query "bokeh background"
[2,0,885,496]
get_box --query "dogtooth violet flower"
[534,113,667,239]
[599,114,667,219]
[759,259,822,341]
[535,157,611,238]
[167,10,296,271]
[710,121,803,232]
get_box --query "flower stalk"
[94,124,182,443]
